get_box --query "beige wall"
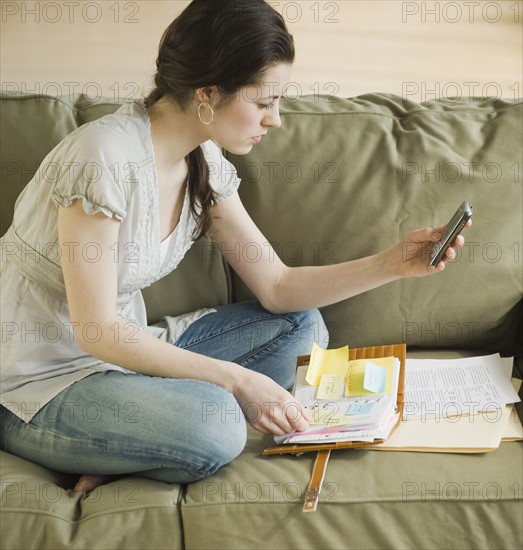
[1,1,521,103]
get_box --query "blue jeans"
[0,301,329,484]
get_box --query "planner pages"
[274,344,401,445]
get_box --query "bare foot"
[73,474,117,494]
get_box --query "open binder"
[263,343,406,511]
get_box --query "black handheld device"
[429,201,473,268]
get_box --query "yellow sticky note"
[307,406,353,427]
[316,374,344,400]
[345,357,394,396]
[305,343,349,386]
[313,413,353,428]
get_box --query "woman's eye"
[261,103,274,110]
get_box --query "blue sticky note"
[363,361,387,393]
[346,402,375,415]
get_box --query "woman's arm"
[209,192,470,314]
[58,201,238,384]
[58,200,309,435]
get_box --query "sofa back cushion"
[0,93,231,322]
[226,94,522,355]
[2,92,521,354]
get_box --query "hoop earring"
[198,102,214,125]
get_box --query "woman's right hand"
[231,368,310,435]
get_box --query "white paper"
[369,376,522,452]
[403,353,521,420]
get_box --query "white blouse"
[0,99,241,422]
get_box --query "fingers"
[433,218,471,235]
[251,400,310,436]
[400,219,471,277]
[430,225,446,239]
[237,373,311,436]
[454,234,465,248]
[440,234,466,264]
[287,403,311,432]
[273,401,310,434]
[413,218,471,245]
[444,243,457,260]
[409,226,442,243]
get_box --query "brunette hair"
[144,0,295,240]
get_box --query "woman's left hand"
[390,219,472,278]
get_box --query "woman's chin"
[222,142,254,156]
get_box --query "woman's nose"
[263,107,281,129]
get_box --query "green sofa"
[1,91,522,550]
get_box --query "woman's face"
[209,63,292,155]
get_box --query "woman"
[0,0,469,494]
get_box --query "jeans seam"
[234,317,301,365]
[180,312,300,350]
[7,420,214,473]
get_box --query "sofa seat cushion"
[183,441,522,550]
[182,350,523,550]
[0,451,184,550]
[1,351,521,549]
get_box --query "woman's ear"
[195,86,217,105]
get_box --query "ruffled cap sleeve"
[48,124,130,221]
